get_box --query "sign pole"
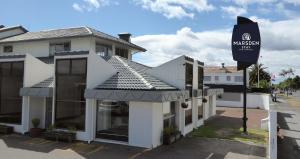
[232,16,261,134]
[243,67,247,133]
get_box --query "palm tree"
[279,68,295,96]
[249,64,271,87]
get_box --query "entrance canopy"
[20,77,54,97]
[85,89,189,102]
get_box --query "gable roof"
[204,66,240,74]
[0,26,146,52]
[0,25,28,33]
[96,56,177,90]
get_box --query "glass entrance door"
[96,101,129,142]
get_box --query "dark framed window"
[3,45,13,53]
[235,76,243,82]
[96,101,129,142]
[50,42,71,56]
[198,66,203,89]
[185,108,192,126]
[55,58,87,130]
[115,48,129,59]
[96,43,112,57]
[0,61,24,124]
[198,100,203,119]
[185,63,193,97]
[164,101,176,129]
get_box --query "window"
[50,42,70,56]
[185,108,192,126]
[215,76,219,81]
[96,44,112,57]
[198,66,203,89]
[204,76,211,81]
[0,62,24,124]
[227,76,231,81]
[184,101,192,126]
[198,99,203,119]
[185,63,193,97]
[164,102,176,129]
[3,45,13,53]
[55,58,87,130]
[96,101,129,142]
[234,76,243,82]
[115,48,129,59]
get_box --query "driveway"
[271,92,300,159]
[0,134,266,159]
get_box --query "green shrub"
[47,124,55,132]
[31,118,40,128]
[163,126,175,136]
[67,126,77,133]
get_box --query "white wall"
[217,93,270,110]
[147,56,185,89]
[204,70,249,86]
[28,97,45,129]
[23,54,53,87]
[247,93,270,110]
[86,51,116,89]
[129,101,163,148]
[0,37,93,57]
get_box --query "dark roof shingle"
[96,56,177,90]
[0,26,146,52]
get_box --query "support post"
[243,67,248,133]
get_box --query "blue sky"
[1,0,300,82]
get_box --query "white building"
[0,25,223,148]
[204,64,269,110]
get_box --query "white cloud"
[132,18,300,76]
[72,3,84,12]
[283,0,300,5]
[72,0,111,12]
[133,0,215,19]
[276,2,299,18]
[221,6,247,18]
[229,0,278,6]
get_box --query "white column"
[22,96,30,133]
[129,101,163,148]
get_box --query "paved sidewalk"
[271,92,300,159]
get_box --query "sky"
[1,0,300,83]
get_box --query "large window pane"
[164,102,176,129]
[71,59,87,75]
[96,101,129,142]
[55,58,87,130]
[198,99,203,120]
[198,66,203,89]
[56,60,70,74]
[185,63,193,97]
[0,62,24,124]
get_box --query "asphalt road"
[271,92,300,159]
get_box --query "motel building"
[0,25,223,148]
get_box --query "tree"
[249,64,271,87]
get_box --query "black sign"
[232,17,261,65]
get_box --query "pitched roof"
[0,26,146,52]
[0,25,28,33]
[204,66,240,74]
[96,56,177,90]
[32,77,54,88]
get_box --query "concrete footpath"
[271,92,300,159]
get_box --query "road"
[271,91,300,159]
